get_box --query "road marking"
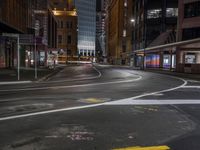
[105,76,187,105]
[78,98,110,104]
[105,99,200,105]
[187,80,200,83]
[112,145,170,150]
[0,75,187,121]
[0,76,142,92]
[0,103,103,121]
[181,86,200,89]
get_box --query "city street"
[0,64,200,150]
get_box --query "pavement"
[0,64,200,149]
[0,66,63,84]
[144,68,200,81]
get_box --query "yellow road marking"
[85,98,103,103]
[112,145,170,150]
[80,98,110,103]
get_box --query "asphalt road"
[0,64,200,150]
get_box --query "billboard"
[146,54,160,68]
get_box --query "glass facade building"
[75,0,96,56]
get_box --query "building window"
[67,49,71,55]
[182,27,200,40]
[185,53,196,64]
[147,9,162,19]
[122,45,126,52]
[166,8,178,17]
[61,21,63,28]
[80,49,83,56]
[66,21,73,28]
[66,21,69,28]
[84,50,87,56]
[123,29,126,37]
[67,35,71,44]
[184,1,200,18]
[58,35,62,44]
[124,0,127,7]
[70,22,73,28]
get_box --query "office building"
[133,0,178,68]
[75,0,96,60]
[51,0,78,63]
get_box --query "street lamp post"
[130,18,135,67]
[34,37,37,79]
[17,34,20,80]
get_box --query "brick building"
[106,0,133,65]
[51,0,78,63]
[176,0,200,73]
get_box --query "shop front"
[176,46,200,73]
[146,54,160,68]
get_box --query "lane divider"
[0,72,188,121]
[0,76,142,92]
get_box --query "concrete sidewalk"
[0,67,63,85]
[143,68,200,81]
[97,63,200,81]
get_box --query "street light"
[130,19,135,23]
[34,37,37,79]
[130,18,135,67]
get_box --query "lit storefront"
[146,54,160,68]
[134,38,200,73]
[176,41,200,73]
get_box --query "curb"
[37,67,64,82]
[0,81,32,85]
[144,69,200,81]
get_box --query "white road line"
[105,99,200,105]
[0,76,142,92]
[181,86,200,89]
[187,80,200,83]
[0,103,103,121]
[0,75,187,121]
[105,76,187,105]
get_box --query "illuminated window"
[147,9,162,19]
[123,29,126,37]
[166,8,178,17]
[124,0,127,7]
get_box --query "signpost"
[34,37,37,79]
